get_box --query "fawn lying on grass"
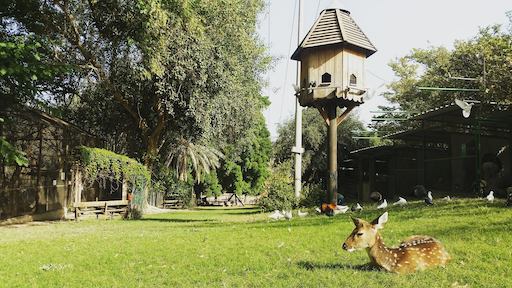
[342,212,450,274]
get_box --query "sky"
[257,0,512,139]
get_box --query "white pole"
[293,0,303,198]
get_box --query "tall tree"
[2,0,270,173]
[387,26,512,111]
[218,111,272,195]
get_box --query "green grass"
[0,199,511,287]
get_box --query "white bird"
[497,145,509,156]
[315,207,322,214]
[393,197,407,206]
[442,196,451,201]
[283,210,293,220]
[292,84,300,94]
[455,99,474,118]
[334,205,349,214]
[425,191,434,205]
[297,210,308,217]
[351,203,363,212]
[268,210,284,220]
[377,199,388,209]
[486,191,494,202]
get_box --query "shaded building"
[349,103,512,201]
[0,105,98,219]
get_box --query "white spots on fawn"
[343,212,450,274]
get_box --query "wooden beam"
[337,105,356,126]
[316,107,330,126]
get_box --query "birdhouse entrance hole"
[321,73,332,84]
[350,74,357,86]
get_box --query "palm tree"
[164,138,224,183]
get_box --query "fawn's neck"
[366,234,395,270]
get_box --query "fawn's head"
[342,212,388,252]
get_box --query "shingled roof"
[291,8,377,60]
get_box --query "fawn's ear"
[351,216,362,227]
[371,212,388,230]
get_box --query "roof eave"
[291,42,377,61]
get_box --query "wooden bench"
[73,200,129,220]
[162,199,184,209]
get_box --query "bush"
[259,161,297,211]
[300,183,324,208]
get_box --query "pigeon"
[454,99,474,118]
[268,210,284,220]
[351,203,363,212]
[370,191,383,202]
[297,210,308,217]
[315,207,322,214]
[334,205,350,214]
[333,206,349,215]
[424,191,434,205]
[283,210,293,220]
[292,84,300,93]
[506,193,512,207]
[393,197,407,206]
[486,191,494,202]
[377,199,388,209]
[442,196,451,201]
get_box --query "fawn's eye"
[356,232,363,236]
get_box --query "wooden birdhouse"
[291,8,376,108]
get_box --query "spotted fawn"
[342,212,450,274]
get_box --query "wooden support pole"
[327,105,338,214]
[336,105,356,126]
[316,107,330,126]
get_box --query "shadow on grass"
[137,218,215,223]
[297,261,380,272]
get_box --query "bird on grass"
[425,191,434,205]
[333,205,350,215]
[486,191,494,202]
[442,196,451,201]
[283,210,293,220]
[268,210,284,220]
[377,199,388,209]
[351,203,363,212]
[297,210,308,217]
[393,197,407,206]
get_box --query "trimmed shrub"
[259,161,297,211]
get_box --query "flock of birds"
[268,190,500,220]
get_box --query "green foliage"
[165,138,223,183]
[0,137,28,167]
[151,163,195,207]
[387,26,512,111]
[2,0,270,181]
[258,161,297,211]
[0,34,69,107]
[78,147,150,210]
[299,183,325,208]
[219,160,250,195]
[273,108,366,186]
[219,114,272,195]
[168,178,195,208]
[200,170,222,197]
[0,118,28,167]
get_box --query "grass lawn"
[0,199,511,287]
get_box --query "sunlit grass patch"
[0,199,510,287]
